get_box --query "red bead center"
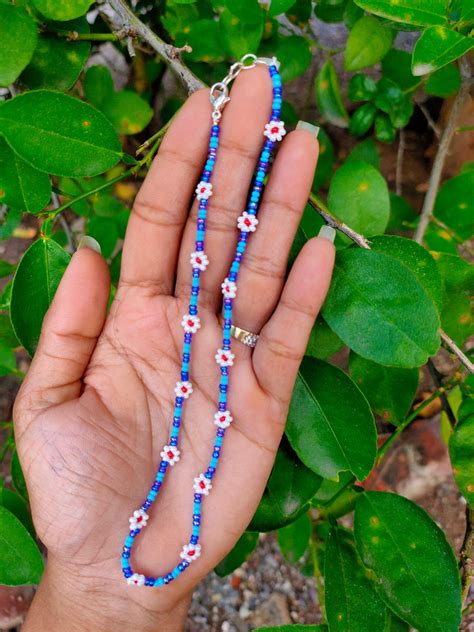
[181,386,187,393]
[199,481,206,489]
[271,126,279,133]
[187,320,194,326]
[167,450,174,458]
[244,218,251,226]
[188,549,195,556]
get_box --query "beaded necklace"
[122,54,285,588]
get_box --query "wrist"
[23,558,191,632]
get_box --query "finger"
[174,65,273,310]
[252,233,335,404]
[14,239,110,426]
[231,126,319,342]
[119,89,212,295]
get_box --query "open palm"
[14,67,334,620]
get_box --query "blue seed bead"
[142,500,151,510]
[190,535,199,545]
[123,567,133,578]
[155,577,165,587]
[194,493,202,503]
[181,371,189,381]
[217,428,225,437]
[170,437,178,447]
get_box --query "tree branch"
[104,0,205,93]
[460,507,473,606]
[414,56,472,244]
[308,194,371,249]
[440,330,474,374]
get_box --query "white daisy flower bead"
[237,211,259,233]
[129,509,149,531]
[127,573,146,586]
[264,119,286,142]
[195,181,213,200]
[160,444,181,466]
[215,348,235,367]
[181,314,201,334]
[214,410,233,429]
[175,380,193,399]
[193,473,212,495]
[190,251,209,271]
[180,543,202,563]
[221,278,237,299]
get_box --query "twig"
[51,192,75,251]
[414,56,472,244]
[460,507,473,606]
[417,101,441,139]
[427,359,457,427]
[395,129,405,196]
[440,330,474,374]
[105,0,204,93]
[308,194,371,249]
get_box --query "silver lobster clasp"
[210,82,230,122]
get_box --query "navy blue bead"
[170,437,178,446]
[219,402,226,412]
[181,371,189,381]
[196,241,204,250]
[189,305,197,316]
[152,482,160,491]
[145,577,155,586]
[221,366,229,375]
[194,493,202,503]
[123,568,133,578]
[142,500,151,510]
[173,421,180,428]
[184,333,192,343]
[217,428,225,437]
[122,550,130,559]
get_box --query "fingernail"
[318,225,336,243]
[77,236,101,254]
[296,120,320,138]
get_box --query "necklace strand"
[122,54,285,588]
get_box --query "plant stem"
[49,30,119,41]
[105,0,204,93]
[308,194,371,249]
[460,507,473,606]
[414,56,472,244]
[440,330,474,374]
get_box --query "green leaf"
[10,238,70,356]
[31,0,93,21]
[214,532,258,576]
[349,352,418,425]
[0,137,51,214]
[87,217,118,259]
[312,127,334,190]
[370,235,444,311]
[449,413,474,506]
[349,103,377,136]
[0,261,15,278]
[345,16,393,71]
[348,74,378,102]
[162,4,199,38]
[0,313,19,348]
[322,249,440,368]
[102,91,153,136]
[20,19,90,90]
[248,438,322,532]
[277,513,311,562]
[254,626,328,632]
[0,506,43,585]
[0,488,35,538]
[0,342,16,376]
[305,316,344,360]
[219,9,263,59]
[387,192,416,233]
[374,113,396,143]
[374,78,413,128]
[287,357,376,480]
[276,36,312,82]
[179,19,225,62]
[268,0,297,17]
[381,49,422,92]
[353,0,449,26]
[224,0,264,22]
[432,251,473,347]
[84,65,115,108]
[412,26,473,76]
[347,138,380,170]
[354,492,462,632]
[315,0,347,23]
[434,171,474,241]
[315,61,349,128]
[327,160,390,237]
[0,4,38,87]
[11,451,28,501]
[425,63,461,97]
[0,91,122,177]
[0,207,22,241]
[326,527,386,632]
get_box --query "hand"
[15,66,335,631]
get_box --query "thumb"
[15,237,110,423]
